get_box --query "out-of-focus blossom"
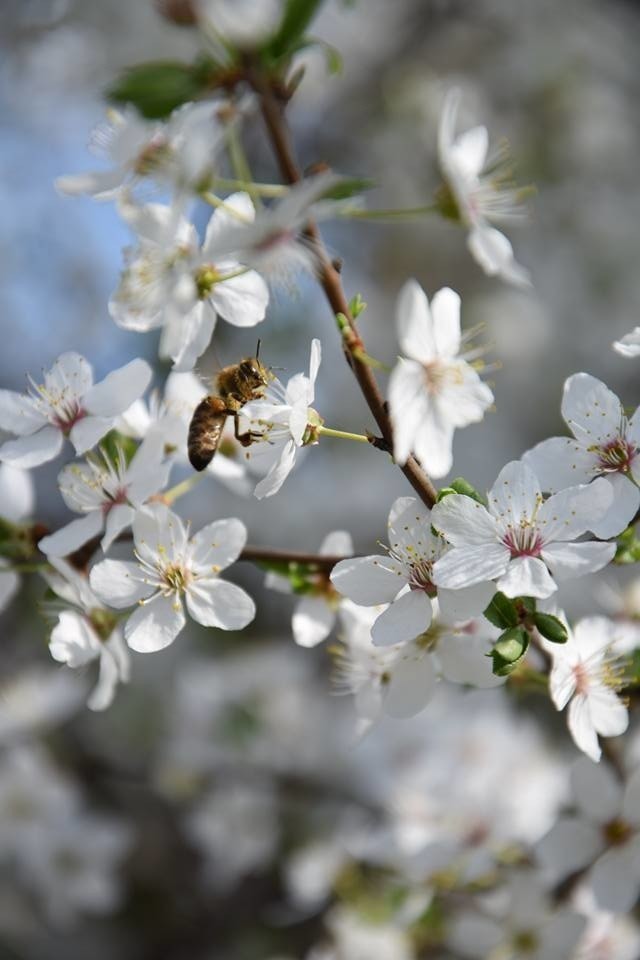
[388,280,493,477]
[523,373,640,538]
[0,463,35,612]
[0,666,85,742]
[90,503,255,652]
[538,759,640,913]
[438,89,531,287]
[613,327,640,358]
[0,353,151,468]
[432,461,615,599]
[196,0,284,49]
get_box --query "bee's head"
[238,356,273,391]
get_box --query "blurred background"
[2,0,640,956]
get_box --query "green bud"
[533,612,568,644]
[492,626,529,663]
[483,592,518,630]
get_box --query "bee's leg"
[233,413,264,448]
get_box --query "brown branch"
[239,545,349,571]
[249,68,438,509]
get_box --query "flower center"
[162,562,191,593]
[194,263,223,299]
[134,139,172,176]
[603,817,633,847]
[594,436,637,475]
[512,930,538,953]
[502,523,543,558]
[421,360,456,395]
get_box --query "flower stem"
[317,425,370,443]
[213,176,288,197]
[226,127,263,209]
[339,203,439,220]
[200,191,253,223]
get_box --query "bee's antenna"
[256,339,261,359]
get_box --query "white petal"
[451,124,489,179]
[571,757,623,823]
[319,530,353,556]
[211,270,269,328]
[430,287,461,358]
[371,590,432,646]
[69,416,113,454]
[186,578,255,630]
[90,559,155,609]
[395,279,436,362]
[613,327,640,357]
[537,817,603,879]
[589,473,640,539]
[432,543,509,589]
[591,847,640,913]
[438,633,503,687]
[384,649,437,718]
[561,373,623,446]
[87,650,120,711]
[202,192,256,250]
[55,169,124,198]
[133,503,188,565]
[126,593,186,652]
[38,512,104,557]
[467,224,531,287]
[522,437,596,491]
[190,517,247,572]
[49,611,100,667]
[410,398,456,478]
[253,438,297,498]
[0,464,35,521]
[537,477,613,541]
[437,581,494,622]
[488,460,541,526]
[292,595,335,648]
[568,694,602,762]
[83,359,152,417]
[308,339,322,394]
[102,504,135,553]
[497,556,557,599]
[45,351,93,396]
[0,427,63,467]
[431,494,499,546]
[0,390,44,436]
[589,685,628,738]
[330,555,405,605]
[0,569,19,612]
[388,359,430,465]
[539,912,586,959]
[541,541,616,582]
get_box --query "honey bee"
[188,348,274,471]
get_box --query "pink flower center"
[51,401,86,434]
[596,436,637,475]
[254,228,296,253]
[421,360,455,395]
[502,524,543,558]
[571,661,591,696]
[408,558,436,595]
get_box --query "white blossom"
[431,461,615,599]
[388,280,493,477]
[43,557,130,711]
[538,759,640,913]
[90,503,255,652]
[56,101,229,200]
[240,338,322,499]
[613,327,640,358]
[38,436,171,557]
[196,0,283,49]
[0,352,152,468]
[545,616,628,762]
[0,463,35,612]
[438,89,531,287]
[331,496,494,648]
[523,373,640,538]
[111,192,269,371]
[265,530,353,648]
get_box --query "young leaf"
[483,592,518,630]
[108,61,210,120]
[533,612,568,644]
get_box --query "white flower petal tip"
[613,327,640,357]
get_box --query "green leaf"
[349,293,367,318]
[320,176,375,201]
[449,477,485,504]
[533,612,568,644]
[483,592,518,630]
[490,627,529,676]
[99,431,140,467]
[266,0,326,61]
[107,60,212,120]
[615,526,640,564]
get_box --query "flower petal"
[384,648,437,718]
[292,595,335,648]
[69,416,113,454]
[537,817,603,879]
[0,427,64,468]
[90,559,155,609]
[437,581,495,622]
[488,460,541,527]
[0,390,44,436]
[431,494,499,547]
[0,464,35,521]
[589,473,640,539]
[126,593,186,652]
[49,610,100,667]
[432,543,509,589]
[83,359,152,417]
[331,555,405,605]
[562,373,623,447]
[211,269,269,328]
[522,437,596,491]
[613,327,640,357]
[186,578,255,630]
[395,279,436,362]
[568,694,602,762]
[102,504,135,553]
[319,530,353,556]
[371,590,432,647]
[38,511,104,557]
[253,438,297,499]
[541,541,616,582]
[497,556,557,599]
[430,287,461,358]
[190,517,247,572]
[467,224,531,287]
[591,847,640,913]
[537,477,613,541]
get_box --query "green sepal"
[436,477,485,505]
[489,626,529,676]
[320,176,375,201]
[517,596,536,615]
[99,431,140,468]
[483,592,518,630]
[107,58,218,120]
[533,612,568,644]
[264,0,325,61]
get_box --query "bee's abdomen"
[187,396,227,471]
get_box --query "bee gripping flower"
[388,279,493,478]
[0,353,152,468]
[431,460,616,599]
[89,503,255,653]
